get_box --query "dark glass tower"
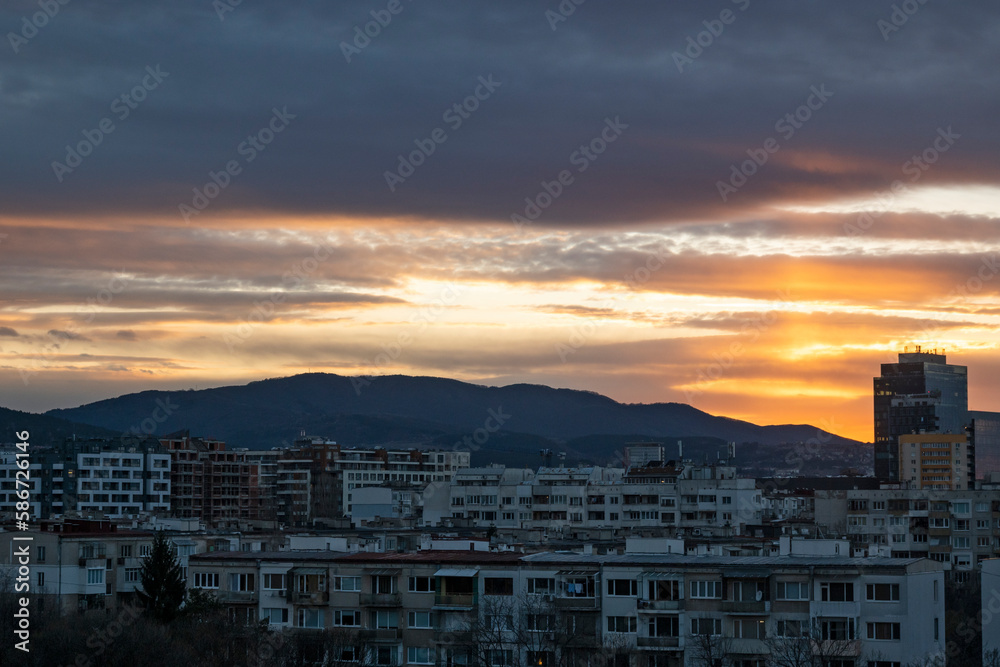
[874,349,968,482]
[969,411,1000,480]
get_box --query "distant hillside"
[0,406,120,446]
[44,374,865,470]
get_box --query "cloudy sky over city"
[1,0,999,441]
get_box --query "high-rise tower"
[874,348,968,482]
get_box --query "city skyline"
[2,2,1000,444]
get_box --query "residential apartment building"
[160,433,266,526]
[897,433,972,490]
[814,488,1000,579]
[0,436,170,520]
[429,462,761,538]
[0,520,156,614]
[185,548,946,667]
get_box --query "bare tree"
[687,628,734,667]
[765,618,863,667]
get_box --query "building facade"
[185,549,946,667]
[874,350,968,482]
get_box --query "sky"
[1,1,999,442]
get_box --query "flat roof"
[520,553,933,569]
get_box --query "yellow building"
[898,433,971,490]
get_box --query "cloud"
[0,327,18,337]
[116,329,137,340]
[46,329,90,342]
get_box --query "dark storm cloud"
[2,0,998,225]
[0,326,18,336]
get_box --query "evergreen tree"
[137,531,186,623]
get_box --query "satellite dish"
[755,590,763,601]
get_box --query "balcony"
[553,596,599,610]
[360,593,401,607]
[638,599,683,612]
[286,590,329,605]
[360,628,401,642]
[721,600,770,614]
[637,636,681,649]
[217,590,258,604]
[434,593,477,609]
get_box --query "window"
[486,649,514,666]
[297,609,323,629]
[87,568,104,585]
[648,615,679,639]
[820,582,854,602]
[262,608,288,624]
[526,614,554,632]
[229,573,256,592]
[733,618,766,639]
[955,519,969,531]
[608,579,638,597]
[648,579,681,601]
[333,576,360,592]
[37,546,46,563]
[372,610,399,629]
[484,577,513,596]
[691,617,722,636]
[821,618,855,641]
[690,580,721,599]
[934,617,939,641]
[867,622,901,640]
[722,496,732,504]
[866,583,899,601]
[125,568,140,583]
[372,575,397,594]
[953,502,970,514]
[527,578,556,595]
[263,573,286,590]
[193,572,219,589]
[607,616,637,633]
[952,537,970,549]
[408,611,433,628]
[776,620,804,637]
[333,610,360,626]
[139,544,151,558]
[407,647,434,665]
[119,545,132,558]
[409,576,435,593]
[37,572,44,587]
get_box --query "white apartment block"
[0,441,170,520]
[340,447,471,516]
[815,488,1000,579]
[431,463,761,537]
[185,548,946,667]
